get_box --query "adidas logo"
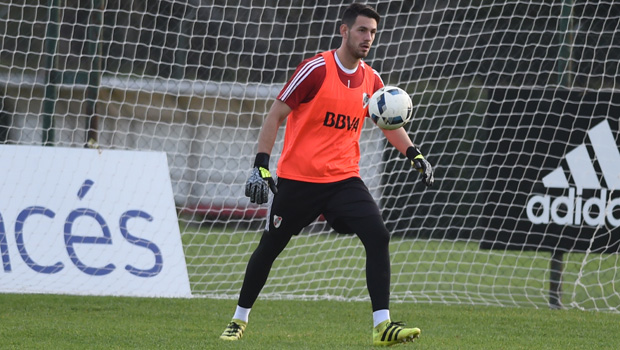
[526,120,620,227]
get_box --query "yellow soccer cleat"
[219,319,247,341]
[372,320,420,346]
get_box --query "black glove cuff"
[254,152,270,169]
[406,145,421,161]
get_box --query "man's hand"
[245,153,278,204]
[245,167,277,204]
[407,146,434,187]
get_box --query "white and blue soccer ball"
[368,86,413,130]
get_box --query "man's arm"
[257,99,292,155]
[381,127,435,187]
[245,99,292,204]
[381,127,413,155]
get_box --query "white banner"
[0,145,191,297]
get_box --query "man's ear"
[339,23,349,38]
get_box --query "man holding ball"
[221,2,434,346]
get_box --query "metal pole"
[85,0,103,148]
[42,0,60,146]
[557,0,574,87]
[549,250,564,309]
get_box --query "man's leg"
[220,229,292,341]
[238,229,293,308]
[347,215,391,313]
[342,214,421,346]
[221,178,321,341]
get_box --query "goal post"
[1,0,619,311]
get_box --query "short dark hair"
[342,3,380,27]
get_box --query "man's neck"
[335,47,360,70]
[334,50,358,74]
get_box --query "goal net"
[1,0,619,311]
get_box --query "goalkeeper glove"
[245,153,278,204]
[406,145,434,187]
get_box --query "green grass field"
[0,293,618,349]
[1,227,618,349]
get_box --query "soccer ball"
[368,86,413,130]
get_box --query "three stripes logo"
[526,120,620,227]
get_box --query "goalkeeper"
[220,3,434,347]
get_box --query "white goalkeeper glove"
[245,153,278,204]
[407,145,434,187]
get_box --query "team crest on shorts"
[273,215,282,228]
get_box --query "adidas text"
[527,188,620,227]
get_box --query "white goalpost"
[0,0,619,311]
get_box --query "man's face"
[343,15,377,59]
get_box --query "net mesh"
[0,0,619,311]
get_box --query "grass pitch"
[0,293,617,349]
[1,227,618,349]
